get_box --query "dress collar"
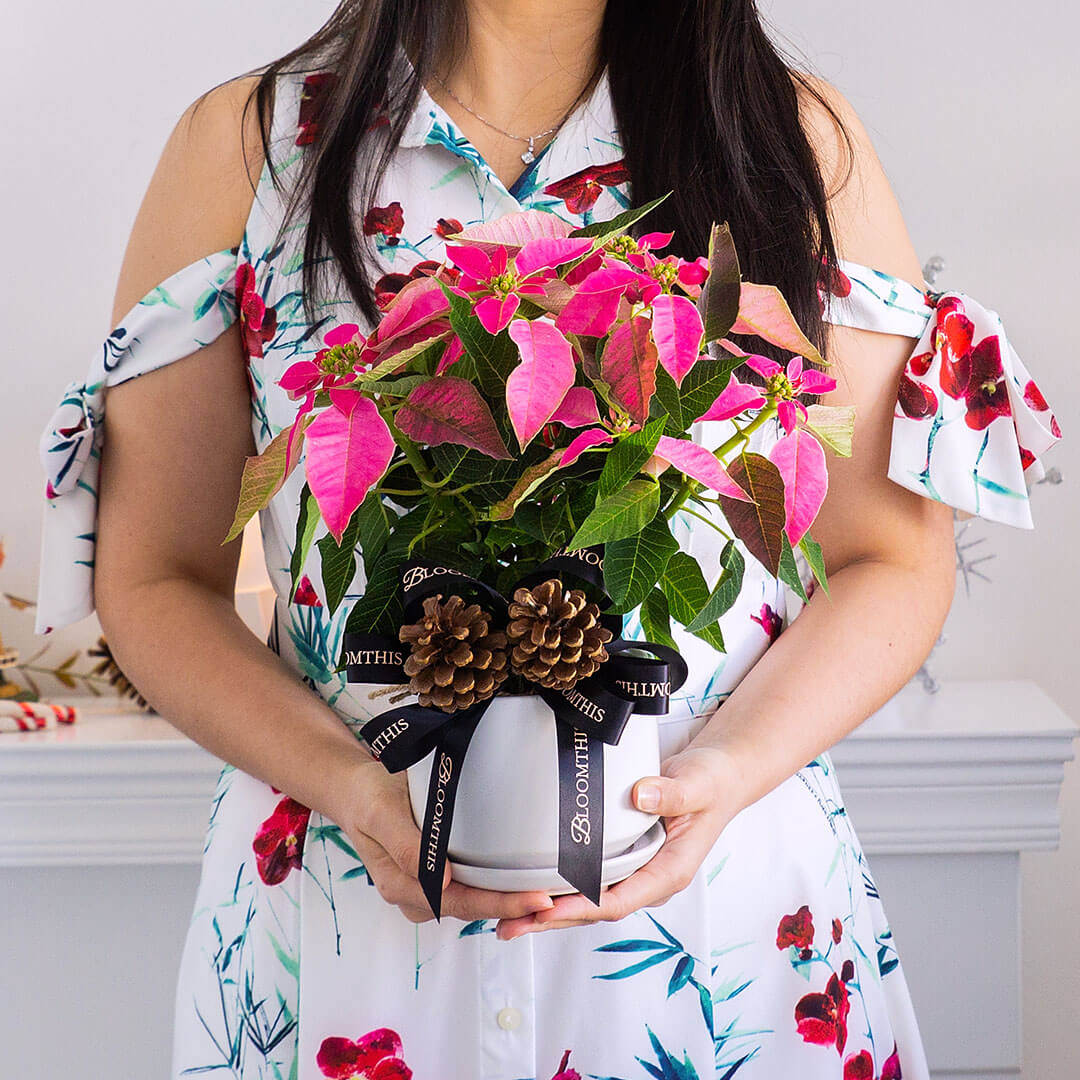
[396,52,625,202]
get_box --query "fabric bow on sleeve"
[820,259,1062,530]
[35,248,241,634]
[888,290,1061,528]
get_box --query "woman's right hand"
[332,754,556,925]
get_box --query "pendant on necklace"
[521,136,536,165]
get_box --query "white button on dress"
[496,1007,523,1032]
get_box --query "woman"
[34,1,1061,1077]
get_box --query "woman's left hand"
[494,743,745,940]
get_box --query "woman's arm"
[497,78,956,937]
[95,79,554,924]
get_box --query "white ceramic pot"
[406,692,660,870]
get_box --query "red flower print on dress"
[543,159,630,214]
[374,260,459,310]
[550,1049,581,1080]
[776,904,815,958]
[843,1043,902,1080]
[832,917,843,944]
[296,72,337,146]
[794,960,853,1053]
[434,217,463,238]
[236,262,277,360]
[363,201,405,245]
[897,374,938,419]
[293,574,323,607]
[751,602,782,642]
[817,256,853,315]
[253,795,312,886]
[316,1028,412,1079]
[1023,378,1062,439]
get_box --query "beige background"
[1,0,1074,1073]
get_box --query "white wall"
[3,1,1075,1076]
[761,5,1078,1074]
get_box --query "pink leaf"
[555,266,640,337]
[731,283,824,366]
[444,244,493,281]
[506,319,576,449]
[744,353,783,378]
[304,392,394,543]
[768,427,828,545]
[798,369,838,394]
[515,237,595,277]
[395,376,512,460]
[451,209,575,253]
[560,427,613,467]
[550,386,601,428]
[475,293,520,334]
[323,323,362,347]
[435,334,464,374]
[695,373,767,423]
[651,293,704,386]
[375,276,449,348]
[653,435,750,501]
[601,315,657,426]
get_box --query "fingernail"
[636,783,660,811]
[532,895,554,911]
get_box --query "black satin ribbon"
[341,547,688,920]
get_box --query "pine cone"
[88,635,151,710]
[506,578,613,691]
[399,594,509,712]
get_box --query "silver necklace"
[433,75,572,164]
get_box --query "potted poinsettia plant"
[225,196,851,918]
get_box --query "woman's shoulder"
[110,74,267,321]
[790,71,926,296]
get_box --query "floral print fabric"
[34,53,1061,1080]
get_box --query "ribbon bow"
[341,547,687,920]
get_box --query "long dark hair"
[241,0,853,368]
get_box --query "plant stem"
[663,403,777,521]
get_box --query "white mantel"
[2,679,1076,1080]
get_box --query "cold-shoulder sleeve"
[35,248,241,634]
[819,258,1062,529]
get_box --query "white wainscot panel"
[1,680,1075,1080]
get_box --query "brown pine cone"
[399,594,509,712]
[506,578,613,691]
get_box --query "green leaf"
[660,552,726,652]
[569,193,672,241]
[653,367,683,429]
[288,484,320,603]
[354,491,389,577]
[361,374,430,397]
[317,511,363,616]
[697,222,742,344]
[799,531,830,597]
[804,404,856,457]
[777,532,809,604]
[686,541,745,632]
[639,588,677,649]
[222,424,294,543]
[716,452,787,577]
[436,279,518,396]
[604,515,679,611]
[568,478,659,550]
[343,554,401,636]
[597,418,665,502]
[678,354,744,426]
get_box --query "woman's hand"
[332,754,557,925]
[494,744,746,940]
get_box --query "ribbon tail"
[416,703,485,921]
[555,723,605,906]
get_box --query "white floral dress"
[35,58,1061,1080]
